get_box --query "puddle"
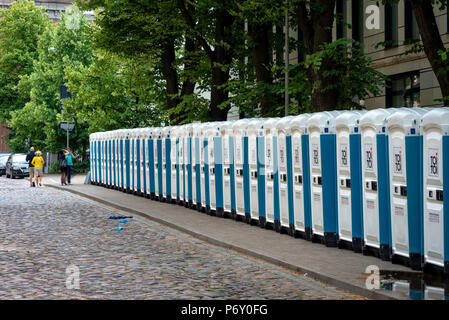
[379,270,449,300]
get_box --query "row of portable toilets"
[89,107,449,276]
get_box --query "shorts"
[35,167,43,177]
[29,167,35,179]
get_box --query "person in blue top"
[64,148,74,184]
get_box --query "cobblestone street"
[0,176,366,300]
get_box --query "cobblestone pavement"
[0,176,367,300]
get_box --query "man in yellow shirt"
[31,151,45,187]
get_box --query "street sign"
[60,121,75,132]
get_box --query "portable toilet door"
[193,123,204,211]
[191,123,200,210]
[231,119,251,221]
[274,117,295,233]
[103,132,108,187]
[245,119,265,225]
[115,130,120,190]
[307,111,342,247]
[421,108,449,276]
[107,131,112,189]
[288,114,312,238]
[137,128,145,196]
[387,108,428,270]
[119,129,126,192]
[162,127,172,203]
[220,121,236,218]
[360,108,396,260]
[111,131,116,189]
[129,129,136,194]
[170,126,179,203]
[117,130,124,191]
[335,111,366,252]
[134,129,142,195]
[89,133,95,184]
[186,124,194,208]
[178,125,186,206]
[154,128,164,201]
[147,128,156,200]
[200,123,211,212]
[205,123,220,215]
[141,128,150,198]
[263,118,280,229]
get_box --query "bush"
[49,162,60,174]
[73,158,89,173]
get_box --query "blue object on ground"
[109,216,133,220]
[116,226,123,231]
[120,220,128,224]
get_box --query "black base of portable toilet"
[289,224,306,239]
[324,232,338,247]
[380,245,392,261]
[149,192,155,200]
[126,187,131,194]
[274,220,281,233]
[144,193,151,199]
[196,202,202,212]
[258,216,266,228]
[391,253,423,271]
[305,227,313,241]
[216,207,224,218]
[352,237,363,253]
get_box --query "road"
[0,176,366,299]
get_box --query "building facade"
[332,0,448,109]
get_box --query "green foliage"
[0,0,50,122]
[304,38,387,109]
[9,7,94,153]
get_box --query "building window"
[385,3,398,48]
[351,0,363,44]
[386,72,420,108]
[405,0,419,41]
[336,0,347,39]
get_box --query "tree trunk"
[208,8,234,121]
[410,0,449,103]
[249,22,274,116]
[160,37,180,123]
[295,0,338,112]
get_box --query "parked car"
[0,153,11,176]
[5,153,29,179]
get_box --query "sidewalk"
[45,173,418,300]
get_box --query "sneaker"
[39,183,42,186]
[32,182,35,187]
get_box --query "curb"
[47,184,407,300]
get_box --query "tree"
[293,0,339,112]
[0,0,50,122]
[63,51,167,133]
[77,0,206,124]
[9,8,94,153]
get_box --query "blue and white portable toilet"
[89,133,96,184]
[106,131,112,189]
[360,108,396,260]
[220,121,236,218]
[141,127,151,198]
[274,116,295,233]
[153,127,164,201]
[262,118,280,229]
[199,123,212,212]
[192,123,202,210]
[116,130,124,191]
[161,126,172,202]
[170,126,180,204]
[123,128,132,193]
[287,114,312,238]
[421,108,449,276]
[146,127,157,200]
[110,130,118,190]
[177,124,187,206]
[98,132,104,186]
[136,128,146,197]
[128,129,136,194]
[230,119,251,221]
[102,132,108,187]
[185,123,195,208]
[194,123,208,212]
[132,129,141,195]
[335,110,366,252]
[245,118,265,225]
[205,122,225,216]
[307,111,343,247]
[387,108,429,269]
